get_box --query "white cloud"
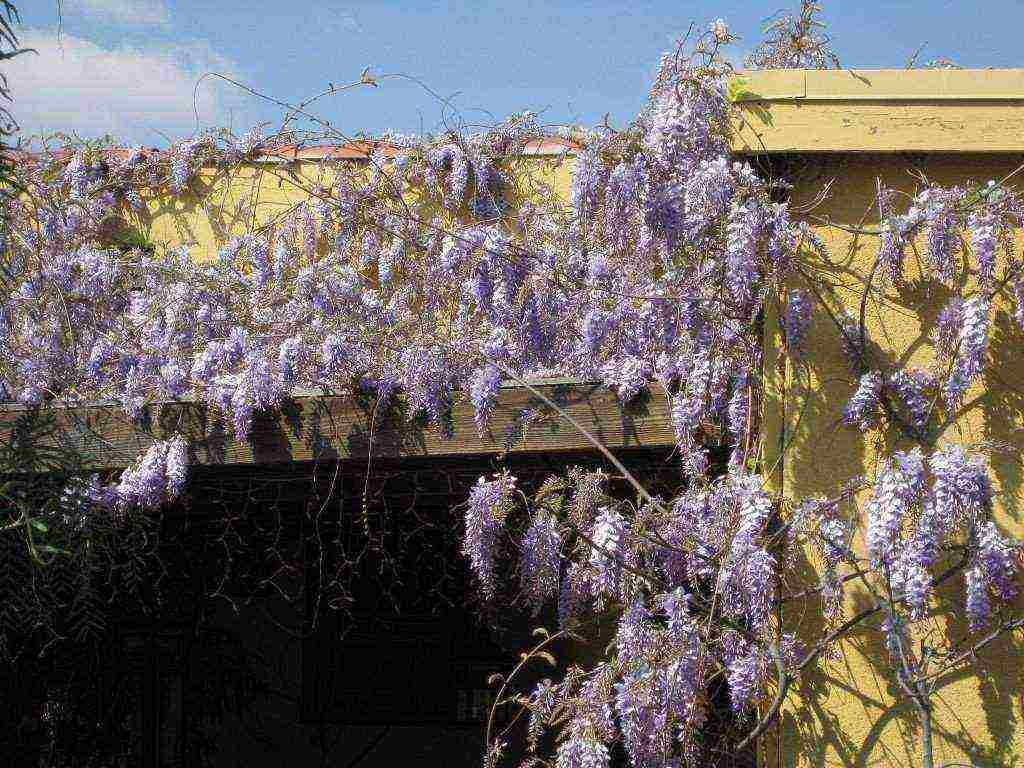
[64,0,171,27]
[6,30,255,145]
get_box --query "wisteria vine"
[1,6,1023,768]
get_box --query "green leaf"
[30,519,48,532]
[727,77,764,104]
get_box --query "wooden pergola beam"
[0,381,680,470]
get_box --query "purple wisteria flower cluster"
[462,471,518,600]
[1,34,809,537]
[843,179,1024,439]
[468,461,823,766]
[55,436,191,529]
[864,445,1017,628]
[3,90,784,485]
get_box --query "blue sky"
[9,0,1024,146]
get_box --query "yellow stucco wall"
[126,153,574,263]
[764,153,1024,768]
[736,69,1024,768]
[125,77,1024,766]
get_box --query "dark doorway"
[2,447,713,767]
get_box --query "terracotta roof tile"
[0,136,579,170]
[251,137,579,162]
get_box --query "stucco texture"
[766,153,1024,768]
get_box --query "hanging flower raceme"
[718,472,776,629]
[590,507,629,602]
[519,511,562,606]
[784,288,813,359]
[859,445,1018,626]
[469,364,502,435]
[969,209,999,287]
[462,472,517,600]
[944,296,991,408]
[97,435,191,515]
[725,634,764,713]
[866,448,926,570]
[843,371,882,430]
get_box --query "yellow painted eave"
[730,68,1024,154]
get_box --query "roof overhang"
[730,68,1024,154]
